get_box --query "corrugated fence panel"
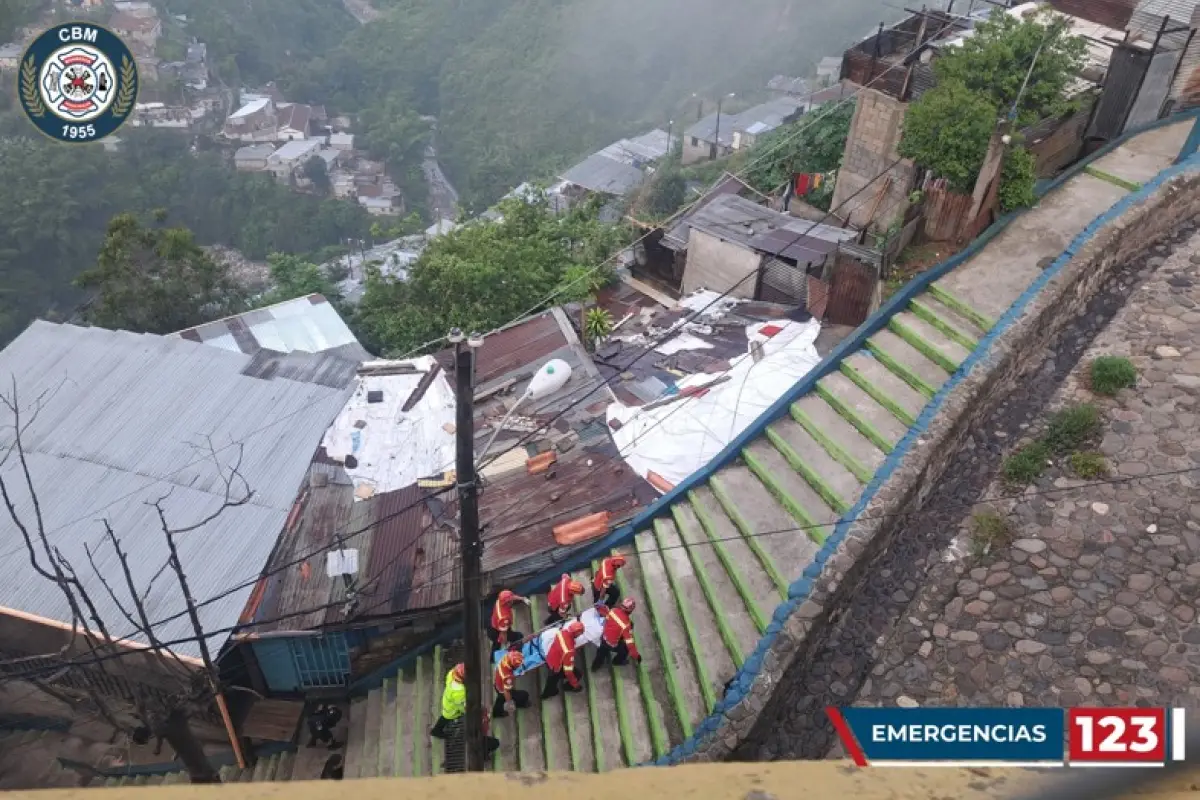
[759,258,808,305]
[1091,45,1152,140]
[1126,49,1182,131]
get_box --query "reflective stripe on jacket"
[442,670,466,719]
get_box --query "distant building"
[267,138,324,181]
[556,128,673,209]
[682,98,805,165]
[356,183,400,215]
[234,143,277,171]
[108,11,162,48]
[816,56,843,85]
[329,132,354,151]
[223,97,316,143]
[131,101,191,130]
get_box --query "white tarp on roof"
[321,356,456,497]
[607,304,822,487]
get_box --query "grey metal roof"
[174,294,373,363]
[560,152,647,196]
[672,194,858,261]
[0,321,355,659]
[684,97,805,147]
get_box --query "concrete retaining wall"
[675,159,1200,763]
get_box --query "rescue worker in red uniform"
[592,597,642,669]
[544,573,585,625]
[592,555,626,607]
[489,589,529,652]
[491,650,530,718]
[541,620,585,699]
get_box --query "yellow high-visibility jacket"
[441,670,466,720]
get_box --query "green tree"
[302,155,332,195]
[933,9,1088,127]
[75,214,248,334]
[258,253,342,304]
[643,162,687,218]
[898,81,997,192]
[354,197,628,355]
[744,102,854,197]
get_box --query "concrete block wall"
[831,88,916,232]
[681,229,762,298]
[674,159,1200,763]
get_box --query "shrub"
[1090,356,1137,396]
[969,508,1013,558]
[1069,451,1110,479]
[1003,440,1050,485]
[999,144,1037,212]
[1044,404,1101,454]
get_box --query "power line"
[4,461,1196,686]
[4,9,967,660]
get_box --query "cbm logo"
[18,23,139,143]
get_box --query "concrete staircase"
[99,750,315,786]
[341,286,995,774]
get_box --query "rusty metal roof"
[242,308,658,625]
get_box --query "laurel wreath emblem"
[20,56,45,118]
[111,56,136,118]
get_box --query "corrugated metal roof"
[174,294,373,363]
[0,322,354,659]
[684,97,805,146]
[560,152,647,196]
[667,194,857,258]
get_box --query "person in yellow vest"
[431,663,467,739]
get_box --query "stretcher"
[492,606,606,677]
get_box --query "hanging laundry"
[812,173,824,190]
[794,172,811,196]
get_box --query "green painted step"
[889,312,968,374]
[687,490,774,634]
[743,440,836,544]
[1084,164,1141,192]
[867,328,951,393]
[633,529,706,736]
[909,297,979,351]
[816,373,904,453]
[377,677,397,777]
[765,420,857,513]
[710,466,820,591]
[842,351,927,426]
[708,475,789,597]
[791,394,885,480]
[928,282,996,333]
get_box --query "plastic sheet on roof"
[321,356,456,498]
[607,317,822,487]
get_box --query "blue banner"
[831,707,1065,764]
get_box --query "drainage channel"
[735,220,1200,761]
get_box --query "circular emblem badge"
[17,23,139,143]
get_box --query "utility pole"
[711,92,735,161]
[452,327,486,771]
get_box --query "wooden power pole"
[452,328,486,771]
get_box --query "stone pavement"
[849,231,1200,717]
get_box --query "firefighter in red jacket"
[544,573,585,625]
[489,589,529,652]
[492,650,530,718]
[592,597,642,669]
[592,555,626,607]
[540,620,585,699]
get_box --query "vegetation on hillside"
[0,105,370,345]
[743,101,854,208]
[353,196,629,355]
[279,0,900,212]
[899,9,1086,204]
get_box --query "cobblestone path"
[739,222,1200,760]
[849,232,1200,716]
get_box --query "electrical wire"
[0,9,973,666]
[3,460,1197,686]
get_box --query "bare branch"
[87,523,194,681]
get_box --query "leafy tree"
[643,162,687,218]
[302,155,332,195]
[898,81,997,192]
[353,197,628,355]
[258,253,342,304]
[75,214,248,334]
[933,9,1088,127]
[744,102,854,196]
